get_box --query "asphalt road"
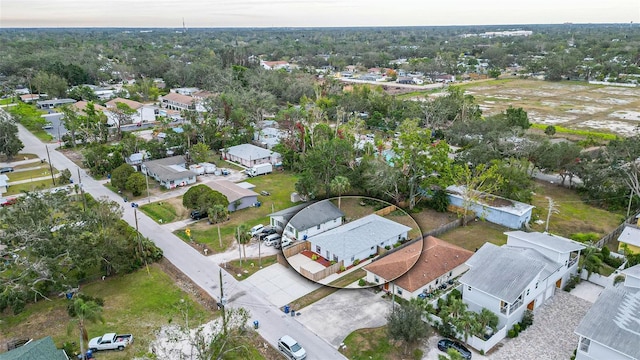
[15,124,346,359]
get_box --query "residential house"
[36,98,77,110]
[125,152,148,169]
[171,87,200,96]
[141,155,196,189]
[159,92,196,112]
[207,180,259,212]
[365,236,473,300]
[221,143,282,167]
[269,202,313,231]
[308,214,412,268]
[574,264,640,360]
[254,127,285,149]
[460,233,583,350]
[0,336,69,360]
[284,200,344,241]
[71,100,107,114]
[446,185,534,229]
[105,97,156,125]
[0,174,9,194]
[260,60,290,70]
[19,94,40,102]
[617,222,640,254]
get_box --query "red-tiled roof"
[161,92,195,105]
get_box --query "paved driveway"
[295,288,390,347]
[243,263,321,307]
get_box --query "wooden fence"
[595,212,639,249]
[423,215,476,238]
[300,260,344,282]
[375,205,398,216]
[282,241,310,258]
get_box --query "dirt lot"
[461,79,640,136]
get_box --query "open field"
[174,171,299,253]
[0,153,39,162]
[222,255,278,280]
[140,196,189,224]
[0,262,214,360]
[457,79,640,137]
[7,167,58,182]
[4,179,55,195]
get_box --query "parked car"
[0,167,14,174]
[42,123,53,129]
[278,335,306,360]
[249,224,265,237]
[190,210,208,220]
[258,227,277,240]
[437,339,472,359]
[281,236,293,248]
[264,234,281,247]
[260,190,270,196]
[0,197,17,207]
[88,332,134,352]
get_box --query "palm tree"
[455,311,480,346]
[445,298,467,321]
[68,298,104,359]
[580,242,603,279]
[330,176,351,209]
[476,308,499,335]
[236,224,251,262]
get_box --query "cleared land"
[456,79,640,137]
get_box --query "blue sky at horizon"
[1,0,639,28]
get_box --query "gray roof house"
[308,214,412,268]
[141,156,196,190]
[0,336,69,360]
[221,144,282,168]
[207,180,259,212]
[36,98,77,110]
[574,264,640,360]
[284,200,345,240]
[269,202,313,231]
[125,152,148,167]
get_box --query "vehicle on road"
[264,234,281,247]
[88,332,134,352]
[0,167,14,173]
[278,335,306,360]
[190,210,208,220]
[437,339,472,359]
[42,123,53,129]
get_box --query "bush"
[569,232,600,243]
[412,348,424,360]
[311,254,318,261]
[521,310,534,330]
[358,278,366,287]
[507,329,518,338]
[339,266,346,272]
[353,259,360,265]
[513,323,521,333]
[67,293,105,317]
[601,246,610,259]
[449,288,462,300]
[429,189,450,213]
[564,274,581,292]
[603,255,624,269]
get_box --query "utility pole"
[219,269,227,336]
[45,145,55,186]
[145,171,150,203]
[391,282,396,314]
[133,204,150,274]
[77,167,86,212]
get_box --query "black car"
[258,227,277,240]
[0,167,14,174]
[190,210,208,220]
[437,339,472,359]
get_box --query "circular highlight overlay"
[278,196,423,289]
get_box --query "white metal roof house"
[365,236,474,301]
[221,143,282,168]
[574,264,640,360]
[207,180,259,212]
[617,222,640,254]
[446,185,535,229]
[285,200,344,240]
[309,214,412,268]
[141,156,196,190]
[36,98,77,109]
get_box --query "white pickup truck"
[88,332,133,351]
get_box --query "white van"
[264,234,281,247]
[249,224,265,237]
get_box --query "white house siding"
[507,237,567,263]
[286,217,342,240]
[160,175,196,189]
[576,340,635,360]
[447,194,532,229]
[271,216,287,231]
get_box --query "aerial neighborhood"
[2,22,640,360]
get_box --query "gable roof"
[223,143,280,161]
[617,224,640,248]
[288,200,344,231]
[622,264,640,280]
[72,100,106,113]
[364,240,422,284]
[460,243,546,303]
[446,185,535,217]
[161,92,195,105]
[270,202,314,221]
[143,156,195,181]
[367,236,473,292]
[310,214,412,260]
[575,286,640,359]
[106,97,143,110]
[505,231,585,253]
[0,336,68,360]
[207,180,259,203]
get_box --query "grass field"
[174,171,299,253]
[458,78,640,137]
[438,221,510,251]
[340,326,429,360]
[140,200,182,223]
[0,263,214,360]
[4,179,55,195]
[7,167,58,182]
[222,255,278,280]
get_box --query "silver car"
[278,335,306,360]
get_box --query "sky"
[1,0,640,28]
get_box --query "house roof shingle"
[574,286,640,359]
[269,202,314,222]
[0,336,68,360]
[207,180,259,203]
[364,239,422,285]
[72,100,107,113]
[288,200,344,231]
[460,243,546,303]
[223,143,280,162]
[143,156,195,182]
[161,92,195,105]
[380,236,474,292]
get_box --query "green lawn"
[140,201,179,223]
[4,179,55,195]
[7,167,58,182]
[340,326,428,360]
[222,255,278,280]
[174,171,299,253]
[0,263,214,360]
[438,221,509,251]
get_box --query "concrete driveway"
[295,288,390,347]
[243,263,321,307]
